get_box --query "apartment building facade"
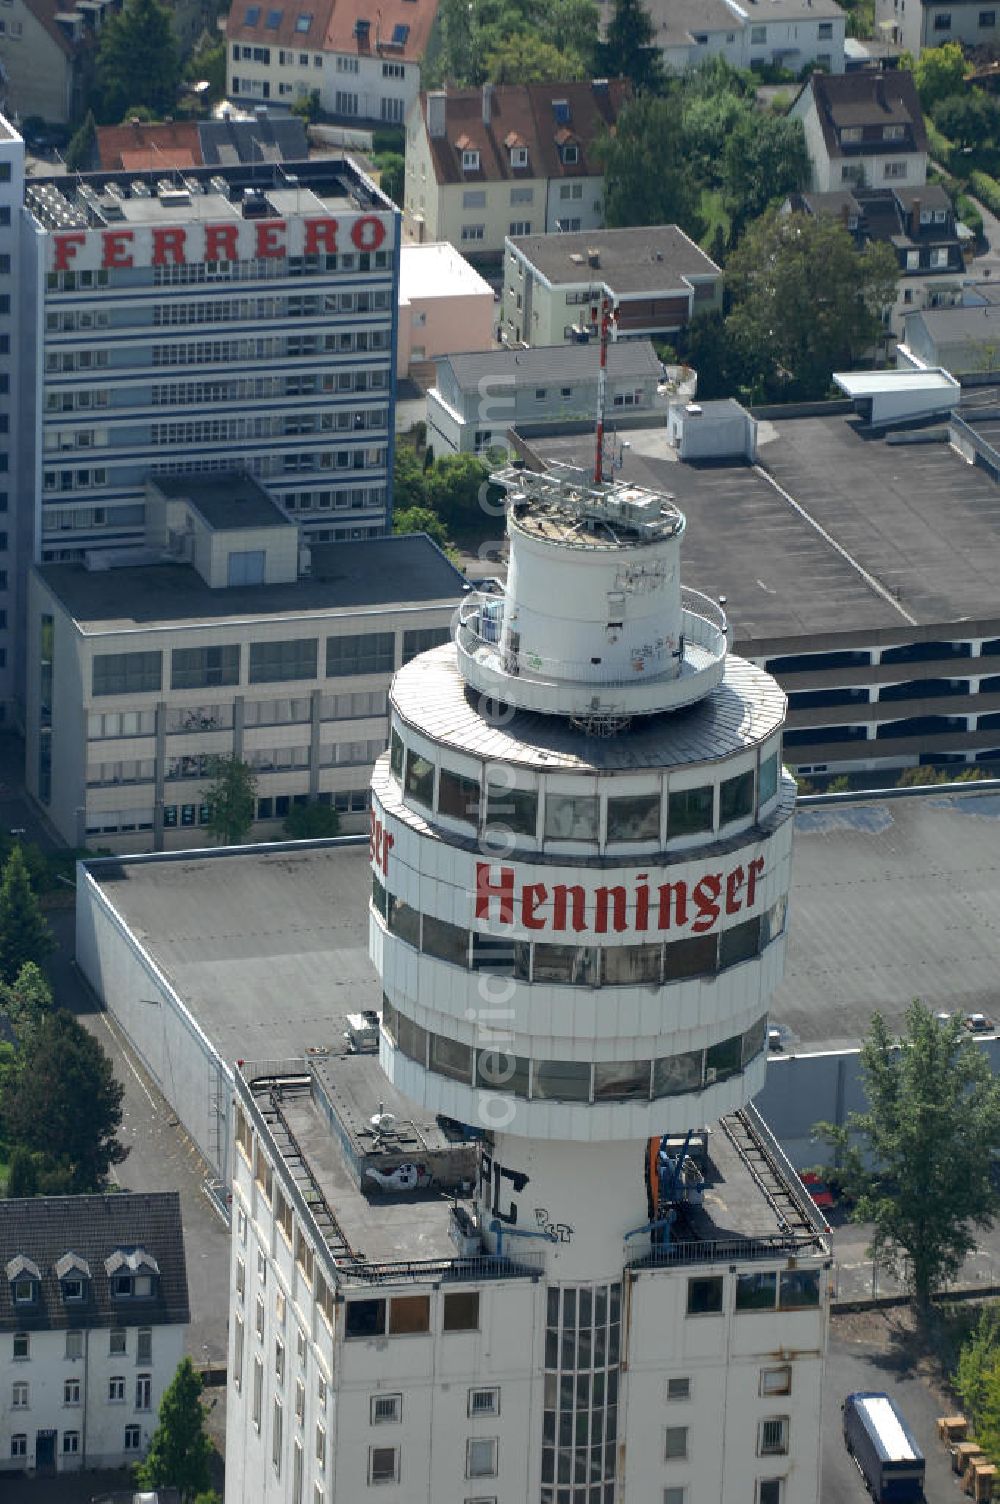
[0,1192,188,1477]
[225,0,437,124]
[0,118,20,725]
[404,81,629,261]
[25,482,461,850]
[790,70,928,193]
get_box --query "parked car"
[799,1171,835,1209]
[964,1012,995,1033]
[842,1391,925,1502]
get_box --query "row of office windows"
[8,1374,153,1410]
[84,789,369,836]
[148,331,390,366]
[388,729,780,848]
[88,688,387,739]
[10,1328,153,1362]
[375,880,788,986]
[45,251,389,296]
[380,994,769,1104]
[149,407,386,447]
[90,631,445,697]
[148,288,390,326]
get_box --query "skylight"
[245,4,261,22]
[265,7,282,25]
[392,21,410,43]
[295,10,312,27]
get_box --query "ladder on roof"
[260,1087,354,1262]
[720,1108,816,1241]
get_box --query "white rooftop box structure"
[834,367,960,425]
[667,398,757,462]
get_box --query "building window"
[461,225,486,242]
[13,1333,28,1359]
[253,1358,264,1432]
[402,626,449,663]
[736,1272,777,1311]
[346,1298,387,1338]
[750,22,766,39]
[664,1426,688,1460]
[668,785,713,836]
[761,1366,792,1397]
[665,1490,686,1504]
[62,1431,80,1455]
[326,631,394,676]
[389,1295,430,1334]
[758,1481,782,1504]
[136,1374,152,1411]
[273,1398,283,1475]
[10,1435,26,1459]
[509,220,531,236]
[93,651,162,697]
[12,1381,28,1408]
[981,8,996,23]
[468,1387,499,1416]
[934,10,951,24]
[462,149,480,171]
[779,1270,820,1309]
[818,18,833,34]
[64,1379,81,1406]
[171,644,240,690]
[369,1445,400,1484]
[109,1374,126,1402]
[371,1394,402,1424]
[444,1291,480,1331]
[463,189,487,208]
[249,638,317,683]
[125,1424,141,1451]
[759,1417,789,1456]
[137,1329,152,1363]
[687,1276,724,1315]
[667,1377,690,1401]
[884,161,908,179]
[110,1330,126,1356]
[466,1437,498,1477]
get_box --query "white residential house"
[790,69,928,193]
[873,0,1000,54]
[621,0,847,75]
[0,1192,189,1476]
[225,0,437,123]
[404,80,630,260]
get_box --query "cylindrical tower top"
[457,466,728,726]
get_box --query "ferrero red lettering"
[304,218,339,255]
[204,223,239,263]
[351,215,386,251]
[102,230,134,269]
[53,233,86,270]
[255,221,287,259]
[151,226,187,267]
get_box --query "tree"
[393,505,451,549]
[935,91,1000,152]
[597,95,702,236]
[136,1357,214,1501]
[725,209,898,400]
[599,0,663,92]
[283,801,341,840]
[291,88,321,123]
[486,35,586,83]
[373,150,404,205]
[815,1001,1000,1314]
[911,42,966,111]
[95,0,181,123]
[64,110,97,172]
[721,113,810,230]
[2,1010,128,1191]
[393,446,428,511]
[201,755,257,846]
[6,1147,39,1199]
[0,961,54,1043]
[550,0,599,73]
[428,453,498,530]
[0,845,54,984]
[957,1308,1000,1459]
[185,38,227,103]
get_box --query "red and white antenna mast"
[591,289,618,484]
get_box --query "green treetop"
[0,845,54,985]
[202,755,258,847]
[137,1357,215,1501]
[96,0,181,123]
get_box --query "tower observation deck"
[369,460,801,1282]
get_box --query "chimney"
[587,248,600,268]
[426,90,447,140]
[482,82,493,127]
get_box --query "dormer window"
[883,124,905,141]
[553,99,571,124]
[105,1247,159,1300]
[55,1252,91,1303]
[841,126,863,144]
[462,149,480,172]
[562,144,579,165]
[6,1256,40,1305]
[510,146,528,168]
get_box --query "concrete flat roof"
[834,369,960,395]
[528,413,1000,646]
[36,535,466,632]
[153,473,295,532]
[82,788,1000,1066]
[399,242,493,302]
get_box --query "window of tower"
[404,750,435,808]
[706,1035,742,1083]
[719,917,761,971]
[532,944,600,986]
[667,785,714,837]
[607,792,660,843]
[720,770,754,826]
[387,894,420,948]
[602,943,662,985]
[652,1050,703,1098]
[485,780,538,838]
[438,767,481,825]
[475,1048,530,1096]
[532,1059,591,1102]
[759,751,779,807]
[544,792,600,842]
[429,1032,472,1083]
[422,914,469,967]
[389,729,403,781]
[593,1060,651,1101]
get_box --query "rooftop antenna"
[589,287,618,484]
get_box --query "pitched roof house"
[790,70,928,193]
[404,79,630,259]
[0,1192,189,1476]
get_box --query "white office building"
[224,463,830,1503]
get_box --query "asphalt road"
[822,1316,960,1504]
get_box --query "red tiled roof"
[226,0,438,64]
[421,79,629,187]
[97,121,203,172]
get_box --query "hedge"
[970,168,1000,217]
